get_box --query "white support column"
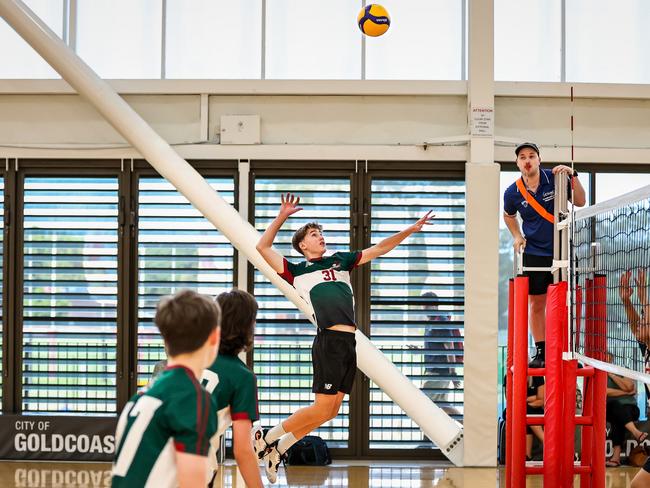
[237,159,251,372]
[200,93,209,142]
[237,159,250,291]
[464,0,500,467]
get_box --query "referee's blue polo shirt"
[503,169,570,257]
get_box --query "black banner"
[0,415,117,461]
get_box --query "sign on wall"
[0,415,117,462]
[470,106,494,137]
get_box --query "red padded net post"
[563,359,578,486]
[543,281,567,486]
[511,276,529,488]
[506,279,514,488]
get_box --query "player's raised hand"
[279,193,303,218]
[619,270,633,301]
[411,210,435,232]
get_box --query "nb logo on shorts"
[324,384,332,390]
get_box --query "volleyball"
[357,4,390,37]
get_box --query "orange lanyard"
[515,178,555,224]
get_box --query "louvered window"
[136,176,236,387]
[368,178,465,448]
[253,177,352,448]
[22,177,118,413]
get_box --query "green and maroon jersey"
[202,353,259,434]
[111,365,217,488]
[201,354,259,471]
[279,251,362,329]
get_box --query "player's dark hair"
[215,289,258,356]
[155,289,221,357]
[292,221,323,255]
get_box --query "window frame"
[1,165,16,413]
[3,159,240,413]
[128,159,239,395]
[360,162,465,458]
[248,160,464,459]
[12,159,123,414]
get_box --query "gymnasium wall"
[0,87,649,164]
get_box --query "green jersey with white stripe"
[279,251,362,329]
[111,365,217,488]
[201,354,259,472]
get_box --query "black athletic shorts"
[526,405,544,435]
[523,253,553,296]
[312,328,357,395]
[644,454,650,473]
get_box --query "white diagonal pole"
[0,0,464,465]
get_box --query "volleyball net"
[570,184,650,383]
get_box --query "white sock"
[277,433,299,455]
[264,423,287,444]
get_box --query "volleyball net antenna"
[570,184,650,383]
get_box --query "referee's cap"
[515,142,540,156]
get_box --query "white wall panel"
[0,94,201,144]
[496,97,650,152]
[208,95,467,145]
[1,92,649,164]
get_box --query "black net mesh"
[572,187,650,379]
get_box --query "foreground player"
[112,290,221,488]
[202,289,263,488]
[255,192,433,483]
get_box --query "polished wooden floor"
[0,460,642,487]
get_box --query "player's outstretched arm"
[620,271,642,332]
[176,452,209,488]
[256,192,303,274]
[358,211,434,266]
[232,419,264,488]
[636,268,650,337]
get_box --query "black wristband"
[572,170,578,177]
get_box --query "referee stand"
[505,173,607,487]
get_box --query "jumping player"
[254,192,433,483]
[111,290,221,488]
